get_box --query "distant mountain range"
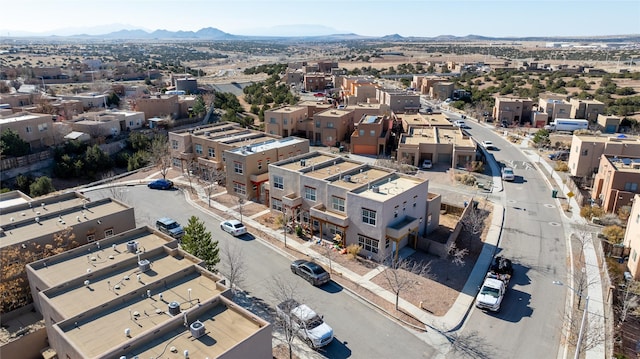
[1,26,638,42]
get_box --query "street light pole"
[575,296,589,359]
[283,208,288,248]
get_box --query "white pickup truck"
[276,299,334,349]
[475,256,513,312]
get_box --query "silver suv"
[155,217,184,239]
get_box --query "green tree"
[0,128,30,157]
[106,92,120,107]
[29,176,55,197]
[181,216,220,271]
[127,131,151,152]
[192,95,207,117]
[15,174,33,193]
[602,225,625,244]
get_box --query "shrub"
[346,244,362,260]
[602,225,625,244]
[465,161,484,173]
[600,213,623,227]
[554,161,569,172]
[580,205,604,220]
[455,173,477,186]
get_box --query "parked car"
[501,167,515,181]
[548,151,569,161]
[481,141,496,150]
[156,217,184,239]
[422,159,433,169]
[220,219,247,237]
[147,178,174,190]
[275,299,334,349]
[453,120,466,128]
[291,260,331,286]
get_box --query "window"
[582,149,589,156]
[195,144,203,155]
[172,158,181,167]
[385,238,390,248]
[315,121,321,128]
[208,147,215,157]
[274,175,284,189]
[270,117,276,124]
[271,198,283,211]
[234,161,243,174]
[266,158,271,165]
[283,119,288,125]
[394,205,399,218]
[331,196,345,212]
[370,130,375,136]
[233,182,246,195]
[359,129,365,136]
[624,182,638,192]
[38,123,48,131]
[358,234,379,254]
[634,249,637,262]
[258,160,263,170]
[104,228,114,237]
[87,234,95,242]
[129,120,134,127]
[362,208,376,225]
[172,140,178,150]
[25,126,33,133]
[327,122,334,128]
[304,186,316,201]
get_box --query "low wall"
[425,202,471,258]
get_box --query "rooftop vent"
[127,241,138,253]
[372,186,380,193]
[300,159,306,167]
[204,132,211,136]
[190,320,206,338]
[138,259,151,272]
[344,175,352,182]
[168,301,181,316]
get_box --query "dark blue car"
[147,178,174,190]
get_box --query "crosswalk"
[503,160,535,170]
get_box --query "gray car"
[290,260,331,286]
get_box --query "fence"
[0,150,51,171]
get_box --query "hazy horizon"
[1,0,639,38]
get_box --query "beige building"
[350,114,391,155]
[23,227,271,359]
[431,82,454,100]
[225,136,310,202]
[134,94,196,120]
[265,105,308,137]
[304,73,328,92]
[591,155,640,213]
[623,194,640,278]
[596,114,622,134]
[395,113,476,169]
[568,134,640,177]
[71,109,145,137]
[569,98,605,122]
[538,96,572,122]
[377,89,420,114]
[493,97,534,125]
[310,108,355,146]
[0,112,54,150]
[268,152,441,260]
[0,93,35,108]
[58,93,107,111]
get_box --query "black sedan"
[147,178,174,190]
[290,260,331,286]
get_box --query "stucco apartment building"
[596,114,622,133]
[568,134,640,178]
[0,93,35,108]
[431,82,454,100]
[58,93,107,111]
[377,89,420,113]
[19,227,271,359]
[569,98,605,122]
[0,112,54,150]
[350,114,391,155]
[303,73,328,92]
[623,194,640,278]
[395,112,476,169]
[264,105,308,137]
[493,97,534,125]
[70,109,145,137]
[134,94,195,120]
[591,155,640,213]
[309,108,355,146]
[225,137,310,202]
[538,96,572,122]
[411,76,448,96]
[268,151,441,260]
[339,76,380,105]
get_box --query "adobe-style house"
[376,89,420,113]
[596,114,622,134]
[591,155,640,213]
[70,110,145,137]
[268,152,441,261]
[568,134,640,178]
[493,97,534,125]
[538,95,572,122]
[134,94,195,120]
[569,98,605,122]
[264,105,307,138]
[623,194,640,279]
[0,112,55,150]
[350,114,391,156]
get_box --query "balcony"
[282,192,302,208]
[386,216,419,240]
[310,204,349,227]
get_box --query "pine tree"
[181,216,220,271]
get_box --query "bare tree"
[218,241,247,299]
[445,329,497,359]
[617,279,640,324]
[572,227,599,308]
[379,256,433,310]
[268,276,302,359]
[461,200,488,237]
[236,197,245,223]
[149,134,171,179]
[448,241,469,267]
[199,166,225,207]
[561,303,605,354]
[103,171,129,204]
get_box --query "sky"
[1,0,639,38]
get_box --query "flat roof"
[576,134,640,143]
[43,248,211,319]
[303,158,362,180]
[229,137,306,155]
[28,228,173,288]
[315,108,352,118]
[58,267,225,358]
[397,112,451,127]
[0,196,131,249]
[297,100,332,108]
[0,113,48,125]
[270,106,305,113]
[276,152,339,171]
[328,167,391,190]
[119,299,266,359]
[607,156,640,173]
[354,175,425,200]
[361,115,380,124]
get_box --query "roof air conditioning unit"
[300,159,306,166]
[344,175,352,182]
[127,241,138,253]
[168,301,181,316]
[190,320,206,338]
[138,259,151,272]
[204,132,211,136]
[372,186,380,193]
